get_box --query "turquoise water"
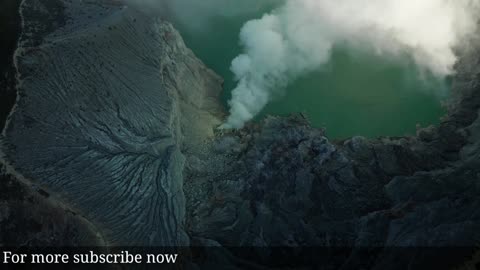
[173,12,448,139]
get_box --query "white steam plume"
[222,0,480,129]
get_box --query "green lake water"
[173,12,448,139]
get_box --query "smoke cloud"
[221,0,480,129]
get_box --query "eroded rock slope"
[1,0,223,246]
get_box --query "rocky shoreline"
[0,0,479,269]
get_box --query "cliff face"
[1,0,223,246]
[1,0,480,268]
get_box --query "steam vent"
[1,0,480,269]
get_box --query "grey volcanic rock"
[187,120,480,267]
[1,0,222,246]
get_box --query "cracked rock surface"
[1,0,222,246]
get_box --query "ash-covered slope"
[1,0,223,246]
